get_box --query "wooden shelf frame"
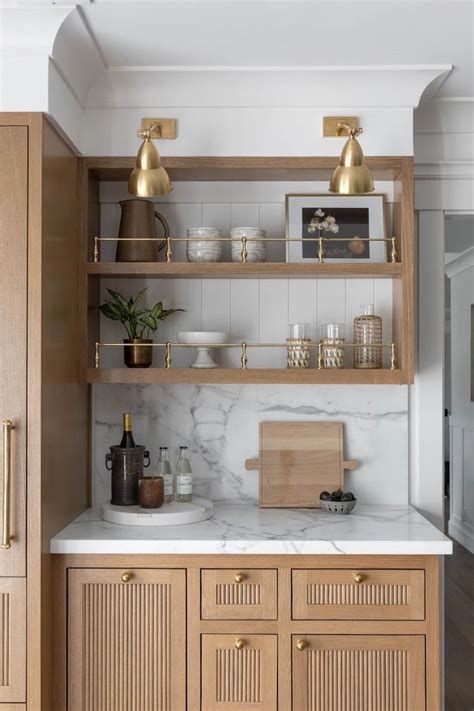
[87,262,403,279]
[80,155,414,385]
[86,368,406,385]
[85,155,405,182]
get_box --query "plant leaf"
[158,307,186,321]
[99,303,122,321]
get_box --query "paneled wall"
[92,179,408,508]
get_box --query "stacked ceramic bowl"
[186,228,223,262]
[231,227,266,263]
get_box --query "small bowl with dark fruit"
[319,489,357,514]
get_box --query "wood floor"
[445,538,474,710]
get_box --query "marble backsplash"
[92,384,409,506]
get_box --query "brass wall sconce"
[128,122,173,198]
[329,122,374,194]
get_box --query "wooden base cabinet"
[67,569,186,711]
[292,635,425,711]
[57,555,441,711]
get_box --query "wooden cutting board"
[245,421,358,508]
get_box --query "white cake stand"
[101,497,213,527]
[177,331,235,368]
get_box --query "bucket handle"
[105,452,113,471]
[155,211,170,252]
[144,450,151,468]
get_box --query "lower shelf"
[86,368,406,385]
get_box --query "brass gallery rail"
[93,341,397,370]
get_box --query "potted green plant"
[100,288,184,368]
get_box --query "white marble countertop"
[50,504,452,555]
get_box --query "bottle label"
[177,475,192,495]
[164,475,173,497]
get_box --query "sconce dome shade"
[128,165,172,197]
[128,135,172,197]
[329,131,374,194]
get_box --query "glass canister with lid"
[353,304,383,369]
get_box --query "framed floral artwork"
[285,193,387,263]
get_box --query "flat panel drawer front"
[68,568,186,711]
[292,635,426,711]
[201,569,277,619]
[292,569,425,620]
[202,634,277,710]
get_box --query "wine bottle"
[119,413,136,448]
[175,446,193,502]
[157,446,174,503]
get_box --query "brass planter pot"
[123,338,153,368]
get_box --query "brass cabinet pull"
[353,572,365,584]
[121,571,133,583]
[234,573,245,584]
[235,638,245,650]
[1,420,13,550]
[296,639,307,651]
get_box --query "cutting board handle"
[245,458,260,471]
[247,458,358,472]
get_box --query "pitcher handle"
[154,211,170,252]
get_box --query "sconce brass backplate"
[139,118,177,139]
[323,116,359,137]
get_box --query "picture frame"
[285,193,387,264]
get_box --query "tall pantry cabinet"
[0,113,88,709]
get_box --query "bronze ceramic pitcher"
[116,199,169,262]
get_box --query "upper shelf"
[85,155,407,182]
[87,262,402,279]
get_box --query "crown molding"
[414,161,474,180]
[445,247,474,278]
[86,65,452,109]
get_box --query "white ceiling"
[78,0,474,97]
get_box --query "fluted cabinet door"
[292,635,425,711]
[68,568,186,711]
[202,634,277,710]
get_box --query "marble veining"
[50,504,452,555]
[92,384,408,507]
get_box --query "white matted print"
[285,193,387,263]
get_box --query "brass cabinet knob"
[296,639,307,651]
[121,572,133,583]
[353,572,365,584]
[234,573,245,584]
[235,638,245,650]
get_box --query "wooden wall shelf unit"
[82,155,414,384]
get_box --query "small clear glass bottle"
[156,447,174,503]
[175,446,193,503]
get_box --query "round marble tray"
[101,497,213,527]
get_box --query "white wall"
[446,248,474,551]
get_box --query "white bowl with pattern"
[231,227,266,263]
[186,228,223,262]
